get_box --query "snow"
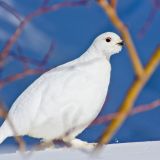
[0,141,160,160]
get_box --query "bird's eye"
[106,37,111,42]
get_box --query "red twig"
[109,0,117,9]
[36,40,55,67]
[138,0,160,37]
[93,99,160,125]
[0,68,47,89]
[0,0,22,22]
[11,40,55,67]
[0,0,88,68]
[0,39,55,89]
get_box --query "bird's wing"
[3,59,100,136]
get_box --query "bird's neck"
[79,45,111,62]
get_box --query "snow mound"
[0,141,160,160]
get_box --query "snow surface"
[0,141,160,160]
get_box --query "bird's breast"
[72,58,111,122]
[79,58,111,91]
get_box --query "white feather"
[0,32,123,144]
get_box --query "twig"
[0,102,25,152]
[138,0,160,38]
[0,0,22,21]
[10,40,55,67]
[0,68,47,89]
[41,0,51,6]
[0,0,88,68]
[97,0,144,77]
[93,99,160,125]
[109,0,117,9]
[97,46,160,146]
[0,40,55,88]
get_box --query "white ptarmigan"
[0,32,123,149]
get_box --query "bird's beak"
[117,41,124,46]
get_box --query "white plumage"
[0,32,123,148]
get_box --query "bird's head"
[92,32,123,59]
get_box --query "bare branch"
[97,0,144,77]
[0,102,25,152]
[97,46,160,146]
[93,99,160,125]
[10,40,55,67]
[138,0,160,37]
[109,0,117,9]
[0,39,55,89]
[0,0,88,68]
[0,0,22,22]
[0,68,47,89]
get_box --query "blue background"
[0,0,160,149]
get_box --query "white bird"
[0,32,123,149]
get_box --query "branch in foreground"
[97,0,144,77]
[97,46,160,146]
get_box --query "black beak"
[117,41,124,46]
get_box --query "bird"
[0,32,123,149]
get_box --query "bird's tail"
[0,127,8,144]
[0,121,13,144]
